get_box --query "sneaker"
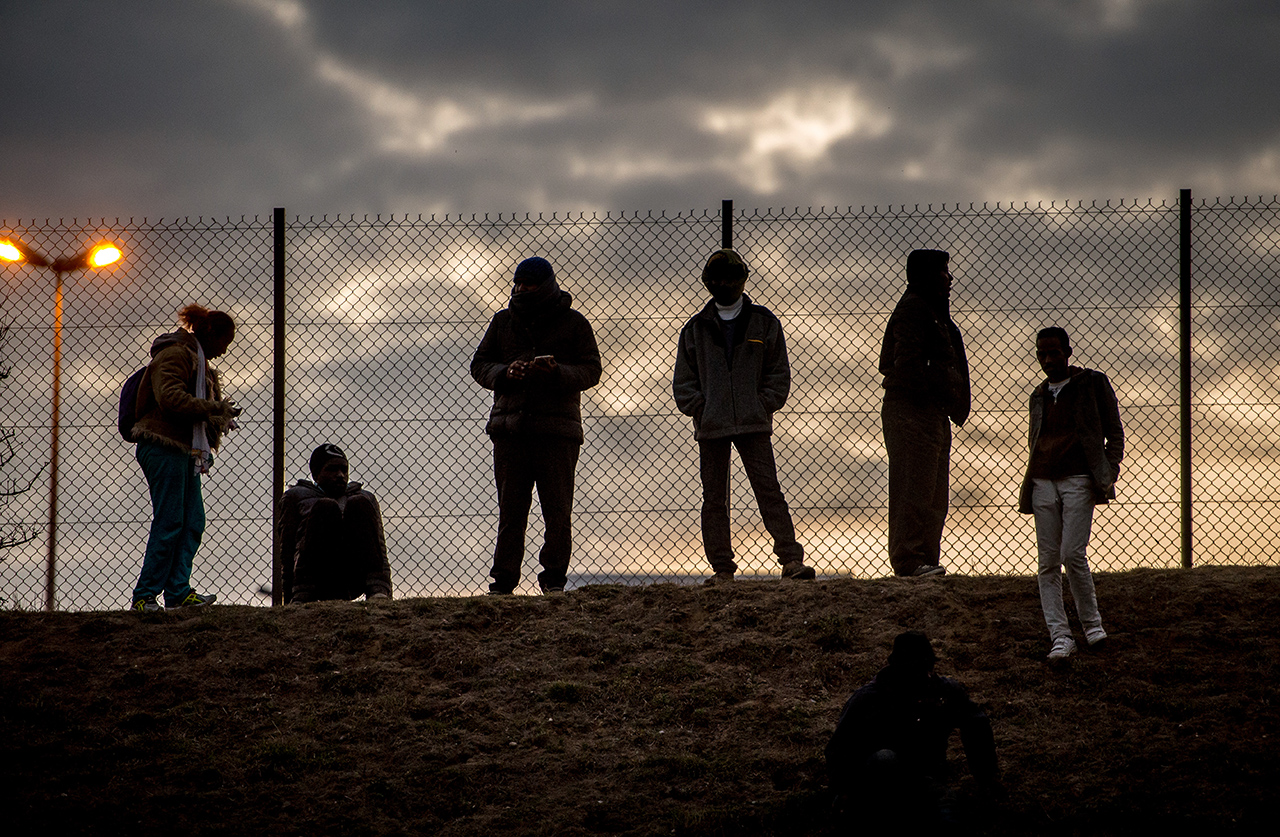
[703,571,735,587]
[1085,628,1109,649]
[131,595,163,614]
[910,564,947,577]
[540,584,566,595]
[1047,636,1077,662]
[168,591,217,609]
[487,588,514,596]
[781,561,816,580]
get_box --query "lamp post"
[1,237,124,611]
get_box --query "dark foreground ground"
[2,566,1277,836]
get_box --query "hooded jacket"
[470,291,601,443]
[131,329,236,454]
[1018,366,1124,512]
[672,295,790,440]
[879,289,971,426]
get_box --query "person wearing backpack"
[128,304,241,613]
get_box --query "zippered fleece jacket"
[131,329,236,454]
[672,295,790,441]
[470,293,602,443]
[1017,366,1124,513]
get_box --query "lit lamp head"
[0,238,52,267]
[52,242,124,273]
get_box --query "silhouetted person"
[673,248,814,584]
[130,304,241,613]
[1019,327,1123,661]
[280,444,392,603]
[471,257,601,595]
[826,632,1002,828]
[879,249,970,577]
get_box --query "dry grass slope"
[2,566,1278,836]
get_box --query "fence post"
[272,208,287,604]
[1179,189,1193,568]
[721,199,733,249]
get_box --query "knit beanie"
[508,257,563,320]
[309,443,347,478]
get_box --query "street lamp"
[1,236,124,611]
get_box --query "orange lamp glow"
[88,243,123,268]
[0,240,24,262]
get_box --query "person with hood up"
[879,248,971,577]
[1018,327,1123,662]
[470,257,601,595]
[279,444,392,603]
[672,248,814,584]
[129,304,241,612]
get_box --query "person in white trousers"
[1017,327,1124,662]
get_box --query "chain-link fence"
[2,196,1277,610]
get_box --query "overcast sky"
[2,0,1278,221]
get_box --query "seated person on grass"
[279,444,392,603]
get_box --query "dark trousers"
[882,394,952,575]
[699,433,803,574]
[292,495,386,602]
[490,435,580,592]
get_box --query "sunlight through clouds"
[701,83,891,192]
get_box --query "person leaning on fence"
[879,248,971,578]
[1019,327,1123,662]
[129,304,241,613]
[279,444,392,604]
[470,256,602,595]
[672,248,815,585]
[825,631,1003,828]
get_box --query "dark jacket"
[470,292,602,443]
[672,296,790,440]
[879,289,971,426]
[1018,366,1124,512]
[131,329,236,454]
[825,665,998,791]
[278,480,391,602]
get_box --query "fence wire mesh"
[1,197,1277,610]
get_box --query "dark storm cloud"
[2,0,1278,220]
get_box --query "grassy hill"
[2,566,1277,836]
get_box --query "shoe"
[540,584,566,595]
[1047,636,1077,662]
[131,595,162,614]
[487,587,514,596]
[168,591,217,608]
[703,571,735,587]
[781,561,816,580]
[910,564,947,577]
[1086,628,1109,650]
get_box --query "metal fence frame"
[2,190,1278,611]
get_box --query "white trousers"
[1032,476,1104,641]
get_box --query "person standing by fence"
[129,304,241,612]
[879,249,971,577]
[1019,327,1123,661]
[672,248,814,585]
[471,257,601,595]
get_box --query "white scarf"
[192,340,214,475]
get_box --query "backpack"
[118,366,146,443]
